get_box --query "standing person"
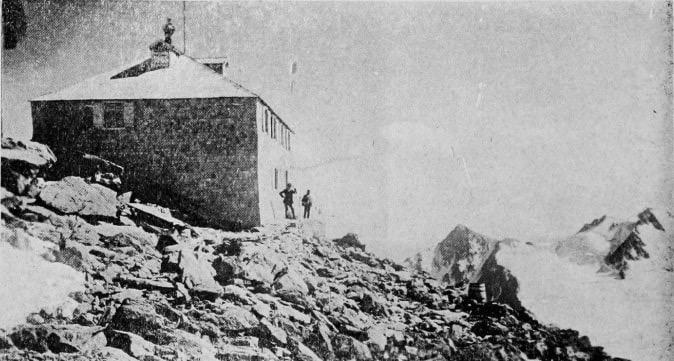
[301,190,313,219]
[279,183,297,219]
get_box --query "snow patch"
[0,229,85,329]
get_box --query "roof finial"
[163,17,175,45]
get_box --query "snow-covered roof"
[32,52,257,101]
[31,49,294,131]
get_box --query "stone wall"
[32,97,261,228]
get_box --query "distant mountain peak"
[448,224,472,235]
[431,225,499,285]
[577,215,608,233]
[636,208,665,232]
[558,207,669,278]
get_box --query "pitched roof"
[32,52,258,101]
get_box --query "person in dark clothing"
[279,183,297,219]
[301,190,313,219]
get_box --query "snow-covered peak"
[430,225,501,285]
[555,208,671,279]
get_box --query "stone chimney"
[149,40,173,71]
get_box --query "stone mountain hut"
[31,40,295,229]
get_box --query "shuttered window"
[92,104,104,128]
[95,102,134,129]
[264,109,269,133]
[103,102,125,128]
[123,102,134,128]
[274,168,278,190]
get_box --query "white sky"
[2,1,672,259]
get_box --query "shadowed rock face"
[557,207,667,278]
[430,226,524,311]
[431,225,499,286]
[603,209,666,277]
[476,243,523,311]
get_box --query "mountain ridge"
[417,208,673,361]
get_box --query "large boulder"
[106,330,156,359]
[95,223,158,250]
[1,138,56,196]
[109,299,174,345]
[216,344,278,361]
[273,267,309,304]
[214,249,286,287]
[218,304,260,332]
[333,233,366,251]
[332,334,372,360]
[39,176,122,219]
[1,138,56,167]
[290,339,323,361]
[9,324,106,353]
[304,322,334,360]
[258,318,288,345]
[177,250,223,299]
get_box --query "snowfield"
[495,210,674,361]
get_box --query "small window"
[274,168,278,190]
[271,117,276,139]
[285,170,288,185]
[287,133,291,151]
[103,102,125,128]
[264,109,269,133]
[79,105,94,127]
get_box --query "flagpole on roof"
[183,1,187,53]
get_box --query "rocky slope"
[0,140,619,361]
[1,191,621,361]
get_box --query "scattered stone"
[1,173,620,361]
[114,274,175,292]
[218,304,260,332]
[259,318,288,345]
[292,339,322,361]
[332,334,372,360]
[216,344,278,361]
[106,330,156,359]
[109,299,172,344]
[332,233,366,251]
[273,268,309,304]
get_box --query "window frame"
[80,105,96,127]
[274,168,278,190]
[102,101,126,129]
[264,109,269,133]
[271,116,276,139]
